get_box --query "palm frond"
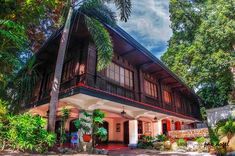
[85,16,113,71]
[82,3,117,26]
[80,0,102,10]
[13,56,41,103]
[113,0,131,22]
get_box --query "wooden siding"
[31,33,200,119]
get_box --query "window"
[45,72,54,91]
[175,95,181,109]
[62,60,74,82]
[144,122,151,133]
[144,80,157,98]
[106,62,133,88]
[163,90,171,104]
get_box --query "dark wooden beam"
[120,49,136,57]
[159,75,172,81]
[166,81,179,85]
[172,85,184,90]
[137,61,153,68]
[150,69,164,75]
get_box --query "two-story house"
[27,14,201,147]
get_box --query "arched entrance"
[69,119,78,133]
[123,121,129,144]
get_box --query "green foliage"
[74,111,92,134]
[162,0,235,108]
[137,135,155,149]
[217,117,235,144]
[7,114,56,152]
[85,16,113,71]
[92,109,107,142]
[94,127,107,141]
[0,99,9,150]
[156,134,167,142]
[59,107,70,145]
[176,138,187,147]
[0,0,62,108]
[0,99,8,117]
[0,111,56,153]
[74,109,108,146]
[0,100,56,152]
[195,137,206,144]
[208,127,220,147]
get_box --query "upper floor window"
[62,60,74,82]
[175,94,181,109]
[106,62,133,89]
[163,90,171,104]
[144,80,157,98]
[45,72,54,91]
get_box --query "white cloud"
[117,0,172,58]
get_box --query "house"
[26,14,202,147]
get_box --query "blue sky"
[117,0,172,58]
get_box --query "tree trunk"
[48,4,73,132]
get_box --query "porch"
[28,93,198,148]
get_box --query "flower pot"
[164,141,171,150]
[83,134,92,142]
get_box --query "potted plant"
[74,111,92,142]
[92,109,107,147]
[74,109,108,145]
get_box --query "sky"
[117,0,172,58]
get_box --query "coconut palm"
[48,0,132,132]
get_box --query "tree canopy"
[162,0,235,108]
[0,0,63,102]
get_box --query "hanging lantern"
[121,106,126,116]
[154,116,158,121]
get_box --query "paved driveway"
[108,149,214,156]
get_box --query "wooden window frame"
[106,62,134,89]
[144,79,157,98]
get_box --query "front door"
[123,121,129,144]
[162,123,167,135]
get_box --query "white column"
[171,122,175,131]
[154,119,162,135]
[152,121,157,136]
[129,120,138,148]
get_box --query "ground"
[1,149,214,156]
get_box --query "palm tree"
[48,0,132,132]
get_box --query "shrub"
[137,135,155,149]
[176,138,187,147]
[7,113,56,153]
[0,99,8,150]
[208,127,219,147]
[195,137,206,144]
[156,134,167,142]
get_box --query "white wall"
[207,105,235,127]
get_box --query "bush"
[0,100,56,153]
[176,138,187,147]
[7,113,56,153]
[156,134,167,142]
[195,137,206,144]
[137,135,155,149]
[0,99,8,150]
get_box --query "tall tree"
[0,0,64,103]
[162,0,235,108]
[48,0,132,132]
